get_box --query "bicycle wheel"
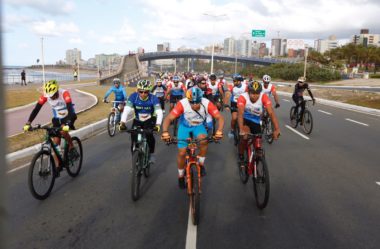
[28,151,55,200]
[290,106,298,128]
[233,123,240,146]
[66,137,83,177]
[252,155,270,209]
[143,144,150,178]
[131,150,142,201]
[189,164,200,225]
[238,149,249,184]
[264,117,274,144]
[107,112,116,137]
[302,110,313,134]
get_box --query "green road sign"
[252,30,266,37]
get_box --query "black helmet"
[248,81,262,94]
[209,74,217,80]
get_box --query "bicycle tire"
[264,117,274,144]
[28,150,56,200]
[290,106,298,128]
[189,164,200,225]
[238,149,249,184]
[66,137,83,177]
[233,123,240,146]
[302,110,313,134]
[107,112,117,137]
[131,150,142,201]
[253,156,270,209]
[143,143,150,178]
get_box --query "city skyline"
[3,0,380,66]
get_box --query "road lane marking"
[285,125,310,140]
[318,110,332,115]
[185,204,197,249]
[7,163,29,174]
[376,182,380,186]
[345,118,369,127]
[282,99,290,102]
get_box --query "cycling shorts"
[170,95,183,104]
[177,124,207,149]
[243,118,261,135]
[52,115,77,130]
[230,102,238,113]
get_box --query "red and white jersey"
[167,81,186,95]
[171,97,219,127]
[228,82,247,103]
[162,79,170,86]
[38,89,73,119]
[207,81,221,96]
[261,83,276,97]
[237,92,271,124]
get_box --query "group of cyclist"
[23,72,315,187]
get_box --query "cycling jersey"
[152,85,167,98]
[228,82,247,103]
[126,92,161,122]
[185,79,196,89]
[104,85,127,101]
[207,81,222,96]
[167,81,186,96]
[237,92,271,124]
[261,83,276,97]
[293,82,311,97]
[39,89,76,119]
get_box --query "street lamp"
[40,37,46,83]
[203,13,227,74]
[303,44,309,78]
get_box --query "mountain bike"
[261,109,274,144]
[290,100,314,134]
[105,100,125,137]
[238,133,270,209]
[126,126,157,201]
[167,136,218,225]
[28,125,83,200]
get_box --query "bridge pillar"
[191,58,194,72]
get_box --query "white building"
[236,37,252,57]
[351,29,380,47]
[314,35,339,54]
[223,37,235,56]
[66,48,82,65]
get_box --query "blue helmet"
[173,75,180,82]
[186,87,203,103]
[232,73,242,82]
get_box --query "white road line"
[345,118,369,127]
[282,99,290,102]
[318,110,332,115]
[7,163,29,174]
[97,130,108,136]
[185,204,197,249]
[285,125,310,140]
[376,182,380,186]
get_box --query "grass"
[7,85,136,153]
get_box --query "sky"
[2,0,380,66]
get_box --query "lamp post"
[303,44,309,79]
[203,13,227,74]
[40,37,46,83]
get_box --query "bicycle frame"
[243,134,263,178]
[39,129,68,167]
[185,140,202,195]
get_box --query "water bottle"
[54,144,62,157]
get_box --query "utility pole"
[41,37,46,83]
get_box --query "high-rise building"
[157,42,171,52]
[314,35,338,53]
[351,29,380,47]
[236,38,252,57]
[95,53,119,68]
[223,37,235,56]
[259,43,268,57]
[271,39,282,57]
[66,48,81,65]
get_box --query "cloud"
[3,14,36,32]
[4,0,75,15]
[99,36,116,44]
[18,42,30,49]
[69,38,83,44]
[30,20,80,37]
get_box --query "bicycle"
[261,109,274,144]
[167,136,218,225]
[105,100,125,137]
[238,133,270,209]
[27,125,83,200]
[126,126,157,201]
[290,99,314,134]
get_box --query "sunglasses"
[138,90,149,94]
[200,82,206,84]
[189,101,201,105]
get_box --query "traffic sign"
[252,30,266,37]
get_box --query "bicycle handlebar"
[165,136,218,145]
[125,127,158,135]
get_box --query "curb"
[277,91,380,117]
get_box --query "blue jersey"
[127,92,161,122]
[104,85,127,101]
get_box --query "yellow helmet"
[43,80,59,97]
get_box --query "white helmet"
[262,75,271,84]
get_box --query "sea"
[2,66,98,84]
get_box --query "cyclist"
[164,75,186,111]
[161,87,224,189]
[185,74,196,90]
[292,77,316,124]
[197,77,213,100]
[261,75,280,108]
[225,74,248,138]
[23,80,78,173]
[151,78,167,113]
[207,73,224,110]
[103,78,127,120]
[119,80,163,164]
[237,81,281,161]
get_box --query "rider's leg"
[231,111,238,131]
[238,125,250,160]
[299,97,305,122]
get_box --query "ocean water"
[2,66,97,84]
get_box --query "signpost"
[252,30,266,37]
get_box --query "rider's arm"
[161,101,184,133]
[207,101,224,132]
[271,85,280,105]
[104,86,114,100]
[63,91,76,122]
[27,95,47,124]
[236,95,246,131]
[164,85,171,99]
[122,87,128,100]
[306,84,315,100]
[152,97,163,125]
[263,94,280,132]
[120,94,135,123]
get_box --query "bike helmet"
[209,74,217,81]
[137,79,152,91]
[186,87,203,103]
[113,78,121,85]
[232,73,242,82]
[262,75,271,84]
[155,78,163,84]
[218,74,224,79]
[298,76,306,83]
[248,81,262,94]
[173,75,180,82]
[43,80,59,97]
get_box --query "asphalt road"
[5,98,380,249]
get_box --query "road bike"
[126,126,157,201]
[167,136,218,225]
[261,109,274,144]
[290,99,314,134]
[238,133,270,209]
[28,125,83,200]
[105,100,125,137]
